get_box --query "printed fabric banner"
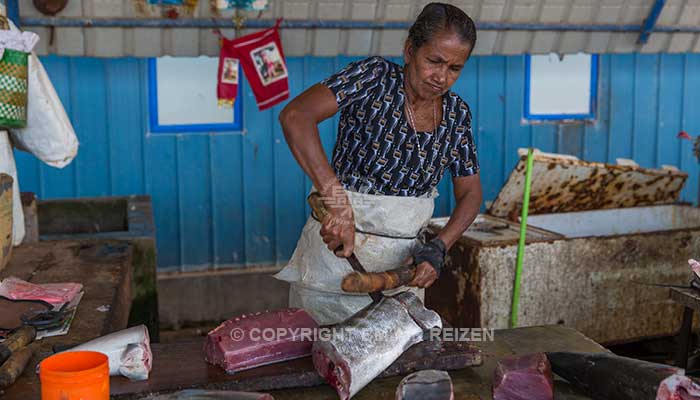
[219,19,289,111]
[217,43,240,108]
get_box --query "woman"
[275,3,482,325]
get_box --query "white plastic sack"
[8,22,78,168]
[0,130,25,245]
[0,29,39,57]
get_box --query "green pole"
[510,148,535,329]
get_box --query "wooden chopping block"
[0,173,13,271]
[110,339,482,397]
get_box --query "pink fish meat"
[0,276,82,306]
[493,353,553,400]
[204,308,318,374]
[658,374,700,400]
[689,259,700,279]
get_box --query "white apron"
[274,188,436,325]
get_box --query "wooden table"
[268,325,606,400]
[115,325,605,400]
[0,240,133,399]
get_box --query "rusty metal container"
[0,173,13,271]
[426,149,694,345]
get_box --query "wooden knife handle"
[0,345,32,388]
[0,326,36,366]
[342,266,417,293]
[308,192,330,221]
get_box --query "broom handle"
[510,148,534,329]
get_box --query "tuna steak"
[204,308,318,374]
[395,370,453,400]
[312,291,442,400]
[547,352,700,400]
[492,353,553,400]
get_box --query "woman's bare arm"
[279,84,355,257]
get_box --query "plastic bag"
[0,130,24,245]
[0,276,83,306]
[7,21,78,168]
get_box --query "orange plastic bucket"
[40,351,109,400]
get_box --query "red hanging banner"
[218,19,289,111]
[217,36,240,108]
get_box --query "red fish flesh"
[492,353,553,400]
[204,308,318,374]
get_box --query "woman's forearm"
[279,84,342,196]
[279,107,338,193]
[437,178,482,249]
[279,87,356,256]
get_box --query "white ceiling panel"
[15,0,700,57]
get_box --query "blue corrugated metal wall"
[13,54,700,270]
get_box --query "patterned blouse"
[321,56,479,197]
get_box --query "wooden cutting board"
[111,339,481,398]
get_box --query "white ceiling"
[18,0,700,57]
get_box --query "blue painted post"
[638,0,666,44]
[5,0,19,27]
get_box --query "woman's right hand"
[318,189,355,258]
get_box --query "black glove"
[412,238,447,278]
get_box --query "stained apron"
[274,188,436,325]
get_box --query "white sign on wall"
[525,53,598,121]
[149,56,242,133]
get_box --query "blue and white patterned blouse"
[321,56,479,197]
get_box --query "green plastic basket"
[0,48,28,129]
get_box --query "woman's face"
[403,30,472,101]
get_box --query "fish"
[492,353,553,400]
[63,324,152,381]
[204,308,318,374]
[547,351,700,400]
[395,369,453,400]
[312,291,442,400]
[689,259,700,280]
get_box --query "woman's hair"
[408,3,477,50]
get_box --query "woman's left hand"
[408,261,438,288]
[405,237,447,288]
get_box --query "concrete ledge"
[157,266,289,330]
[31,194,160,341]
[38,195,155,240]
